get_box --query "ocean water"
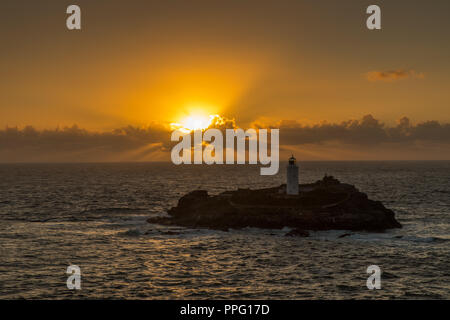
[0,161,448,299]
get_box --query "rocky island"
[147,175,402,235]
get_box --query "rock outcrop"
[147,176,402,233]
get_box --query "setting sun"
[181,115,212,131]
[171,113,216,132]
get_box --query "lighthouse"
[286,155,299,195]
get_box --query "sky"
[0,0,449,161]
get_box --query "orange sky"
[1,1,450,129]
[0,1,449,161]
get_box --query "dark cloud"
[366,70,424,82]
[277,115,450,146]
[0,115,449,162]
[0,124,172,162]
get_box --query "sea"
[0,161,449,299]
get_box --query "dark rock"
[147,176,402,232]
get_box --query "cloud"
[0,115,449,162]
[0,124,172,162]
[208,115,237,130]
[263,115,450,146]
[366,70,425,82]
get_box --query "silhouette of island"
[147,175,402,235]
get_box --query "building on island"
[286,155,299,195]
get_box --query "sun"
[181,115,212,131]
[171,113,215,132]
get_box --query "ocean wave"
[120,228,143,237]
[401,235,449,243]
[79,207,148,215]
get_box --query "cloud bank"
[366,70,424,82]
[1,115,449,162]
[275,115,450,145]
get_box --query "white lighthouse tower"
[286,155,299,195]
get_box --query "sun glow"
[171,113,216,132]
[181,115,212,130]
